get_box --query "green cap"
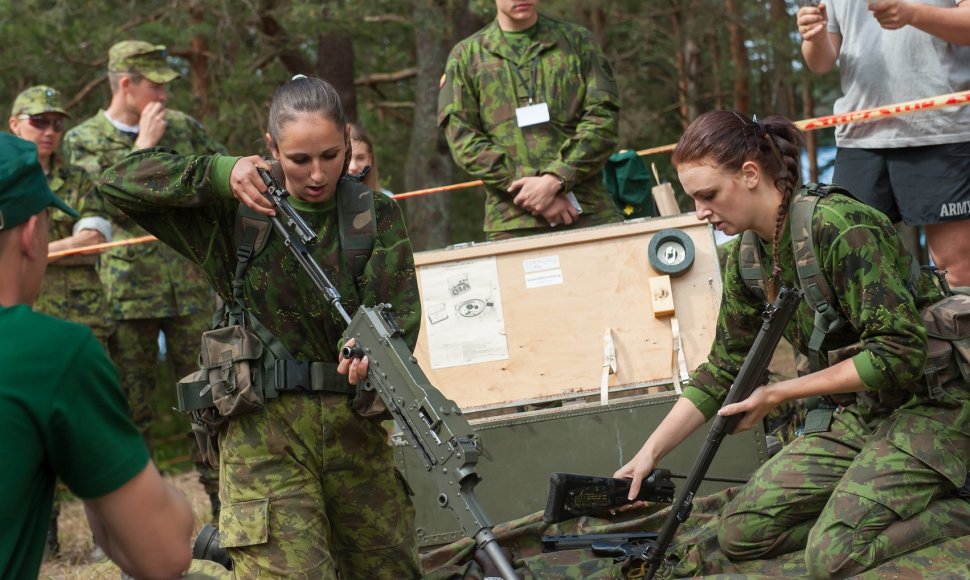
[0,134,78,231]
[108,40,179,84]
[11,85,70,118]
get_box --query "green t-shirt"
[0,305,149,579]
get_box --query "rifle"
[543,470,676,524]
[541,531,659,557]
[633,286,802,580]
[255,169,518,580]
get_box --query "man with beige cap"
[0,133,193,580]
[63,40,225,521]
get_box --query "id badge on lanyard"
[516,102,550,127]
[511,57,549,128]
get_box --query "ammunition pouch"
[921,293,970,399]
[177,322,358,468]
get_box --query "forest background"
[0,0,841,252]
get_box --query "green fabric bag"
[602,150,655,219]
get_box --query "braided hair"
[671,110,803,300]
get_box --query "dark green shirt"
[0,305,148,579]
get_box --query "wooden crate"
[412,215,722,409]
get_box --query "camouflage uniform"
[100,151,422,578]
[61,39,226,505]
[63,75,226,442]
[682,193,970,578]
[33,162,114,346]
[438,14,622,238]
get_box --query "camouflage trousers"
[217,392,420,579]
[110,314,219,496]
[718,398,970,579]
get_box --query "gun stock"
[256,170,517,580]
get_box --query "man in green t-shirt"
[0,133,193,579]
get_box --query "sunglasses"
[18,114,67,133]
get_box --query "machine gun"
[631,286,802,580]
[256,169,518,580]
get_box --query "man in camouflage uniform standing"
[62,40,226,520]
[9,84,115,558]
[439,0,623,240]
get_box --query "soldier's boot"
[193,524,233,570]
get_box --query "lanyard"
[502,29,540,106]
[508,57,540,106]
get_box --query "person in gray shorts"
[797,0,970,287]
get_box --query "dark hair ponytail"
[672,111,804,299]
[266,75,351,176]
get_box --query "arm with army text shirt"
[438,48,519,193]
[540,29,620,193]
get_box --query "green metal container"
[395,390,768,548]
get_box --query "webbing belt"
[177,359,354,413]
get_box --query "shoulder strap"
[790,183,850,372]
[738,231,769,304]
[336,178,376,281]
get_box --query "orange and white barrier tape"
[51,89,970,257]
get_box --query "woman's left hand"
[717,383,781,433]
[337,338,369,385]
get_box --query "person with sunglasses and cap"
[8,86,113,346]
[62,40,226,521]
[8,84,116,559]
[0,133,194,580]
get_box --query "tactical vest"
[177,177,375,434]
[738,183,970,398]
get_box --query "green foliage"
[2,0,842,247]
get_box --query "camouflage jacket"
[683,193,958,423]
[33,162,111,331]
[98,151,422,361]
[438,14,621,233]
[62,109,227,320]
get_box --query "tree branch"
[363,14,411,24]
[355,67,417,86]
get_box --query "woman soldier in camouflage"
[616,111,970,578]
[100,76,421,578]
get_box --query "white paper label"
[525,269,564,288]
[522,255,561,273]
[515,102,550,127]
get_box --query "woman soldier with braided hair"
[616,110,970,578]
[100,75,421,578]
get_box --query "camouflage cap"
[108,40,179,84]
[11,85,70,118]
[0,134,78,231]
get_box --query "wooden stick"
[47,235,157,259]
